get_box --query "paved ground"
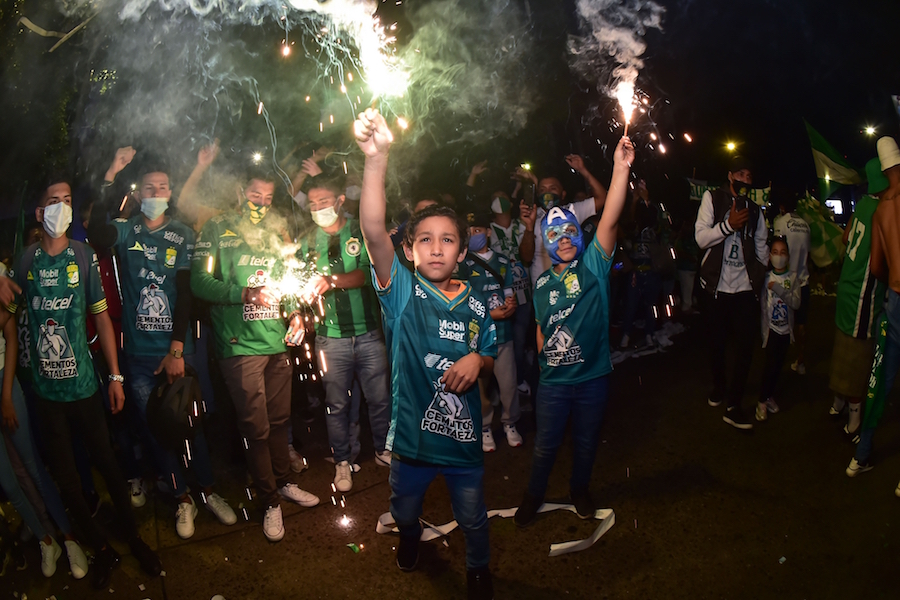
[2,296,898,599]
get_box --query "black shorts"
[795,284,810,325]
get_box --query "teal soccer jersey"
[458,251,515,345]
[7,242,107,402]
[533,235,614,386]
[110,215,195,356]
[374,254,497,468]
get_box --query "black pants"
[38,392,138,551]
[760,332,791,402]
[703,290,758,408]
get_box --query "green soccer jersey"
[299,219,381,338]
[374,254,497,468]
[533,235,614,386]
[458,250,515,345]
[7,242,107,402]
[191,210,290,359]
[111,215,195,357]
[836,195,886,339]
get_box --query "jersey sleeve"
[191,218,244,304]
[86,250,109,315]
[111,218,131,247]
[5,255,26,314]
[371,253,412,322]
[176,227,195,271]
[582,233,614,279]
[478,311,498,358]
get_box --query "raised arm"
[89,147,136,249]
[178,140,220,227]
[354,109,396,286]
[595,137,635,257]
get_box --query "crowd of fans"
[1,109,898,599]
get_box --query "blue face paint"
[468,232,488,252]
[541,207,584,264]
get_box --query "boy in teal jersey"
[459,211,522,452]
[515,135,634,527]
[355,109,497,600]
[191,169,318,542]
[0,180,161,589]
[300,176,391,493]
[88,147,237,539]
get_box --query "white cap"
[877,136,900,171]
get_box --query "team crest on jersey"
[136,284,172,332]
[544,325,584,367]
[247,269,267,288]
[66,263,79,287]
[468,320,480,351]
[421,381,476,443]
[564,272,581,298]
[37,318,77,380]
[165,248,177,268]
[345,237,362,257]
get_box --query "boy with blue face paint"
[515,136,634,527]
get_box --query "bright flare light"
[282,45,291,57]
[396,116,409,130]
[865,126,876,135]
[615,81,636,136]
[726,142,736,152]
[339,515,351,527]
[252,152,263,164]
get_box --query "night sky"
[0,0,898,214]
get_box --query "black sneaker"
[467,567,494,600]
[514,492,543,528]
[723,406,753,430]
[571,487,594,519]
[396,531,420,572]
[129,537,162,577]
[91,546,120,590]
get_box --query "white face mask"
[311,205,339,228]
[41,202,73,239]
[771,254,788,270]
[141,197,169,220]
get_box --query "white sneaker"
[846,458,874,477]
[374,450,392,467]
[334,461,353,492]
[288,444,308,474]
[791,360,806,375]
[619,334,630,349]
[280,483,320,507]
[895,480,900,498]
[64,540,88,580]
[482,428,496,453]
[504,424,523,447]
[175,498,199,539]
[39,538,61,577]
[128,478,146,508]
[263,505,284,542]
[205,493,237,525]
[517,381,531,395]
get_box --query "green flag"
[804,120,862,199]
[795,192,845,268]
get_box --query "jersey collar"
[415,272,471,310]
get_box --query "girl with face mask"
[757,237,801,422]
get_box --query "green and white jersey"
[458,250,514,345]
[489,219,526,261]
[191,210,290,359]
[374,254,497,468]
[836,195,885,339]
[299,219,380,338]
[7,242,107,402]
[533,235,613,386]
[110,215,195,357]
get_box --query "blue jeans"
[124,355,215,496]
[527,376,609,499]
[0,370,72,540]
[389,459,490,570]
[856,290,900,463]
[513,301,534,384]
[317,330,391,462]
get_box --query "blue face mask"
[468,232,488,252]
[541,207,584,264]
[141,197,169,220]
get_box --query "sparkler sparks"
[615,81,636,136]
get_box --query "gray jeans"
[220,353,292,508]
[479,340,520,427]
[316,330,391,463]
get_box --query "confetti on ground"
[779,556,786,564]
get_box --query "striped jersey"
[836,195,885,339]
[300,219,380,338]
[374,254,497,468]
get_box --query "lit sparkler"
[615,81,636,137]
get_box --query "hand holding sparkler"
[354,109,393,159]
[285,313,305,347]
[613,135,635,170]
[242,286,279,307]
